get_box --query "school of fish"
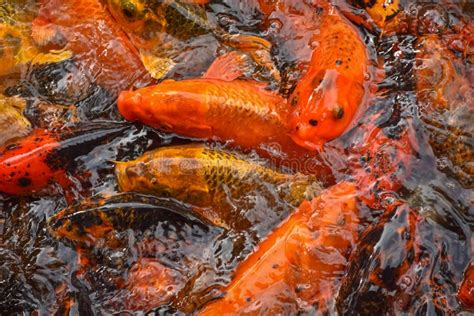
[0,0,472,314]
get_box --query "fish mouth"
[290,133,322,151]
[117,90,141,122]
[288,120,325,151]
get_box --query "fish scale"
[163,0,211,40]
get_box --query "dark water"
[0,0,472,314]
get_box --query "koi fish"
[48,193,202,245]
[0,123,131,195]
[288,3,370,150]
[115,144,322,229]
[198,182,358,314]
[119,79,291,151]
[33,0,153,95]
[105,0,278,80]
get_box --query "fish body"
[118,79,293,151]
[0,123,131,195]
[115,144,321,229]
[48,193,203,244]
[198,182,358,314]
[34,0,153,94]
[288,7,369,150]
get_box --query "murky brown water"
[0,0,472,314]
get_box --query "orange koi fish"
[33,0,153,95]
[198,182,358,314]
[118,79,299,154]
[288,2,370,150]
[0,123,130,195]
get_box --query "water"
[0,0,472,314]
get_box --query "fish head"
[289,69,364,150]
[118,82,213,138]
[107,0,164,48]
[115,147,209,204]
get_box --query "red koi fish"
[33,0,153,95]
[288,2,370,150]
[0,129,66,195]
[0,123,130,195]
[198,182,359,314]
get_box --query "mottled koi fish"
[288,2,370,150]
[198,182,358,314]
[0,123,130,195]
[115,144,322,230]
[48,193,201,245]
[33,0,153,94]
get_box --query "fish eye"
[333,106,344,119]
[309,119,318,126]
[121,1,138,19]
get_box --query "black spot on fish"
[336,59,343,65]
[291,97,298,107]
[17,177,31,187]
[309,119,318,126]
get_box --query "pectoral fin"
[140,50,176,80]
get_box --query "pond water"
[0,0,472,314]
